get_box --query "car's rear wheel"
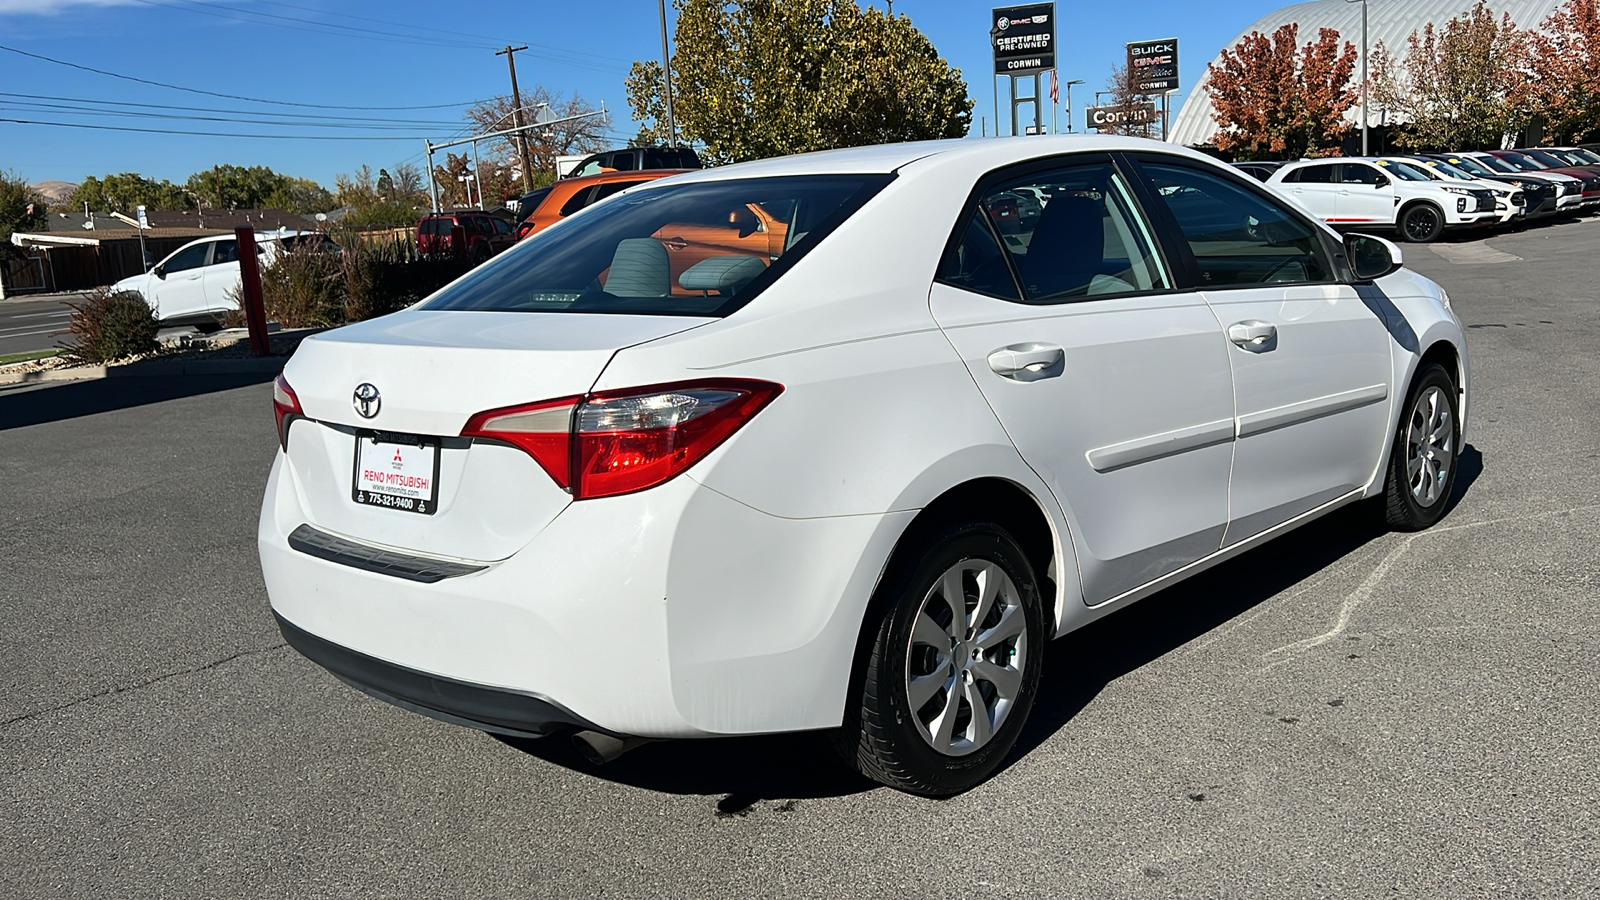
[1400,203,1445,243]
[1382,363,1460,530]
[839,522,1044,796]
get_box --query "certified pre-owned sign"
[1127,38,1179,93]
[992,3,1055,75]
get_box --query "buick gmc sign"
[1127,38,1179,93]
[992,3,1055,74]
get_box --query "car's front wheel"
[1382,363,1460,530]
[1400,203,1445,243]
[839,522,1044,796]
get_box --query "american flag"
[1049,70,1059,105]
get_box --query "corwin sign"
[1087,102,1159,130]
[992,4,1055,75]
[1127,38,1179,93]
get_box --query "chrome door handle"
[987,343,1064,382]
[1228,321,1277,352]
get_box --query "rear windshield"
[421,174,892,317]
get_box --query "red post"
[236,225,270,358]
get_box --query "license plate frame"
[351,430,441,516]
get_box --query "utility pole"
[497,45,534,193]
[657,0,678,147]
[1347,0,1369,155]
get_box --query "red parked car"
[1487,150,1600,207]
[416,210,515,262]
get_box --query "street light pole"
[1064,79,1084,133]
[1347,0,1369,156]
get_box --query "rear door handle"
[987,343,1064,382]
[1228,321,1278,352]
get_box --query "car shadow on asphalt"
[0,372,275,431]
[496,444,1483,806]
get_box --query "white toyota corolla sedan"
[260,136,1468,796]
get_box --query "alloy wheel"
[1405,207,1441,241]
[1405,384,1454,507]
[904,559,1028,757]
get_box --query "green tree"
[0,170,47,240]
[625,0,972,164]
[70,173,193,213]
[1371,1,1529,150]
[183,164,332,213]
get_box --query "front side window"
[420,174,891,317]
[163,242,211,273]
[1345,163,1389,184]
[936,208,1021,301]
[1140,160,1333,289]
[609,153,637,171]
[1374,160,1430,182]
[961,163,1168,302]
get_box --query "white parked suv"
[1267,157,1498,242]
[261,137,1469,795]
[1378,157,1523,225]
[112,231,335,327]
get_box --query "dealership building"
[1169,0,1570,148]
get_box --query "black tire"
[838,522,1045,797]
[1399,203,1445,243]
[1382,363,1460,531]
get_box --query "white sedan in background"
[261,136,1468,796]
[113,230,334,327]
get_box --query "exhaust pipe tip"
[572,730,650,765]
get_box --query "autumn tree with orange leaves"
[1205,23,1358,159]
[1371,1,1528,150]
[1524,0,1600,141]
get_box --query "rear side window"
[591,181,638,204]
[609,153,637,171]
[516,188,552,221]
[421,174,892,317]
[1139,160,1333,289]
[211,240,239,264]
[559,187,597,216]
[1291,164,1337,184]
[937,209,1021,301]
[952,162,1169,303]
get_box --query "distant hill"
[30,181,78,205]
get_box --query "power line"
[0,100,458,131]
[0,93,467,127]
[0,43,481,110]
[0,118,424,140]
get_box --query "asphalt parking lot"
[2,218,1597,899]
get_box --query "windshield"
[1474,154,1518,173]
[1446,156,1495,178]
[1568,148,1600,164]
[1498,152,1544,171]
[420,174,892,317]
[1377,159,1432,181]
[1522,149,1567,168]
[1428,160,1478,181]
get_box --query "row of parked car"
[1233,147,1600,242]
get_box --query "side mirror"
[152,264,166,279]
[1374,175,1391,188]
[1346,233,1403,280]
[727,206,760,237]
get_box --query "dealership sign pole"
[992,4,1056,136]
[1126,38,1179,141]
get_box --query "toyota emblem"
[352,383,381,419]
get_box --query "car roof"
[654,135,1238,186]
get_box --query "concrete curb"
[0,355,285,386]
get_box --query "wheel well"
[1418,340,1461,391]
[836,479,1062,731]
[1399,199,1444,219]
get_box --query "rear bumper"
[259,452,911,739]
[275,610,601,738]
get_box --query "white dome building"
[1169,0,1570,147]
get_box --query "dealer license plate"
[352,431,440,515]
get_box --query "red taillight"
[460,396,580,489]
[515,221,535,241]
[460,380,782,500]
[272,374,303,450]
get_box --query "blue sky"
[0,0,1290,189]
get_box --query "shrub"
[61,289,160,364]
[251,238,345,328]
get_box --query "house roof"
[145,208,311,230]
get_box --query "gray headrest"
[605,238,670,298]
[678,255,766,294]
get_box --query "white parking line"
[9,310,73,319]
[0,327,65,338]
